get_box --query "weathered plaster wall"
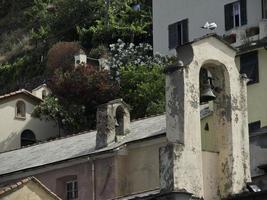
[35,138,166,200]
[94,157,117,200]
[201,113,218,152]
[0,181,58,200]
[116,138,166,197]
[0,95,60,152]
[36,162,92,200]
[202,151,220,200]
[32,86,51,100]
[153,0,262,55]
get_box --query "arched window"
[16,101,26,118]
[115,106,124,135]
[42,90,47,99]
[21,130,36,147]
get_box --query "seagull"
[201,22,217,30]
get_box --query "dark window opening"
[204,123,209,131]
[66,180,78,200]
[263,0,267,19]
[168,19,188,49]
[42,90,47,99]
[240,51,259,85]
[225,0,247,31]
[115,106,124,135]
[21,130,36,147]
[249,121,261,133]
[16,101,26,118]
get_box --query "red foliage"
[47,42,81,73]
[48,64,119,107]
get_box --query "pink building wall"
[35,157,117,200]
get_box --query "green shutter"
[225,3,234,31]
[240,0,247,25]
[168,22,178,49]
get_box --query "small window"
[16,101,26,119]
[168,19,188,49]
[263,0,267,19]
[225,0,247,31]
[21,130,36,147]
[240,51,259,85]
[42,90,47,99]
[66,180,78,200]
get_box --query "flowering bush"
[109,39,175,70]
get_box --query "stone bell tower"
[160,34,251,200]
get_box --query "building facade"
[0,86,61,153]
[153,0,267,55]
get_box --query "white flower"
[129,43,134,48]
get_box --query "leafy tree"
[78,0,152,47]
[33,63,119,132]
[26,0,101,47]
[46,41,80,73]
[119,64,165,119]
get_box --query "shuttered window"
[168,19,188,49]
[240,51,259,85]
[262,0,267,18]
[225,0,247,31]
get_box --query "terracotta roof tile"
[0,89,42,102]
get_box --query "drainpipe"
[91,159,96,200]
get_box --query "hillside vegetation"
[0,0,152,93]
[0,0,173,133]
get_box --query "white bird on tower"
[201,21,218,30]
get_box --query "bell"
[200,83,216,103]
[200,68,216,103]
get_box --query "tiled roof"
[0,89,42,102]
[0,177,61,199]
[0,108,211,178]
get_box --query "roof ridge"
[0,88,42,102]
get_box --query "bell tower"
[160,35,251,200]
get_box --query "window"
[16,101,26,118]
[42,90,47,99]
[66,180,78,200]
[21,130,36,147]
[262,0,267,18]
[249,121,261,133]
[240,51,259,85]
[225,0,247,31]
[168,19,188,49]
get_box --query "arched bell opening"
[199,60,232,199]
[115,105,125,136]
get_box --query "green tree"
[119,64,165,119]
[78,0,152,47]
[27,0,101,47]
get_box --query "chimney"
[74,49,87,67]
[96,99,130,149]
